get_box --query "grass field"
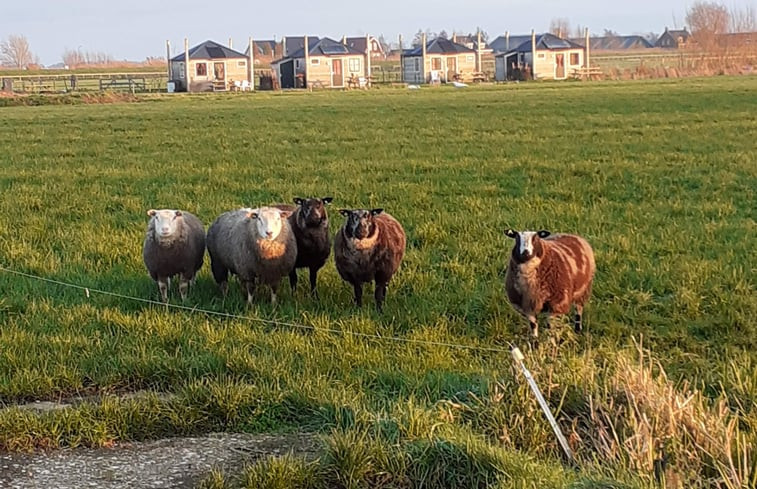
[0,77,755,488]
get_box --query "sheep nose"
[266,231,273,238]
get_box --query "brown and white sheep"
[504,229,596,338]
[142,209,206,302]
[273,196,333,298]
[334,208,406,312]
[206,207,297,305]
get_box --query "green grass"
[0,78,755,487]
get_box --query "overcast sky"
[2,0,755,65]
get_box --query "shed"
[401,37,476,84]
[271,37,367,89]
[493,32,585,81]
[345,36,385,58]
[655,27,691,48]
[169,40,250,92]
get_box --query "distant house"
[493,32,585,81]
[450,34,492,54]
[656,27,691,48]
[401,37,477,84]
[246,40,279,64]
[575,35,653,51]
[271,37,367,89]
[344,36,385,58]
[169,40,250,92]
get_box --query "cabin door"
[332,59,343,87]
[214,62,226,81]
[446,56,457,82]
[555,54,565,79]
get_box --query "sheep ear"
[504,229,517,239]
[174,210,182,217]
[370,208,383,216]
[537,230,551,238]
[293,197,304,205]
[279,210,293,219]
[322,197,333,205]
[147,209,157,217]
[246,210,258,219]
[339,209,351,217]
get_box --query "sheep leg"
[308,266,319,299]
[179,275,191,302]
[374,281,387,313]
[211,260,229,296]
[288,269,298,293]
[352,282,363,307]
[527,315,539,338]
[242,279,256,305]
[157,277,169,302]
[574,304,584,333]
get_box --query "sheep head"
[294,196,333,227]
[147,209,183,240]
[339,208,383,240]
[505,229,550,263]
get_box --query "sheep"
[142,209,206,302]
[273,196,333,298]
[504,229,596,338]
[334,208,406,312]
[206,206,297,305]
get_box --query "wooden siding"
[402,53,477,84]
[287,54,366,88]
[170,58,249,92]
[495,47,584,81]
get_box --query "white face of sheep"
[148,209,182,240]
[249,207,284,241]
[504,229,551,263]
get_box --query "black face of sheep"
[339,208,383,240]
[504,229,551,264]
[294,197,332,227]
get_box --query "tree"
[686,1,729,48]
[549,18,571,38]
[62,47,85,69]
[474,27,489,44]
[411,29,436,48]
[438,30,449,40]
[0,34,35,69]
[603,29,619,37]
[377,34,391,54]
[729,4,756,32]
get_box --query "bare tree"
[438,30,449,40]
[549,18,571,38]
[0,34,35,69]
[412,29,436,47]
[729,4,756,32]
[686,1,729,48]
[62,47,85,68]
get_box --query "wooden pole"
[228,37,233,49]
[166,40,171,84]
[365,34,371,87]
[398,34,403,83]
[249,37,255,91]
[282,36,287,57]
[304,35,309,90]
[184,37,190,92]
[421,32,427,84]
[585,27,590,71]
[342,35,347,45]
[476,29,482,73]
[530,29,536,79]
[506,31,510,51]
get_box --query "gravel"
[0,432,318,489]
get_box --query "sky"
[2,0,756,66]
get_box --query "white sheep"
[206,207,297,305]
[142,209,206,302]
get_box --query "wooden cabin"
[401,37,477,84]
[655,27,691,49]
[272,37,367,89]
[169,40,250,92]
[493,33,585,81]
[345,36,385,58]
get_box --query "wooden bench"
[570,67,604,80]
[99,77,147,92]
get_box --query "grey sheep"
[206,207,297,304]
[504,229,596,338]
[142,209,206,302]
[334,208,406,312]
[273,196,333,298]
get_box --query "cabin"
[169,40,250,92]
[579,35,653,51]
[401,37,477,84]
[493,32,585,81]
[345,36,385,58]
[655,27,691,49]
[272,37,367,89]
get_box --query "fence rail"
[1,72,168,94]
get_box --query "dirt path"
[0,432,318,489]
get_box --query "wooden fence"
[1,72,167,94]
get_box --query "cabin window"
[431,57,442,70]
[295,59,301,69]
[349,58,360,72]
[195,62,208,76]
[537,53,546,59]
[570,53,579,65]
[466,55,474,62]
[237,60,246,68]
[311,58,320,65]
[179,63,185,78]
[414,58,421,71]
